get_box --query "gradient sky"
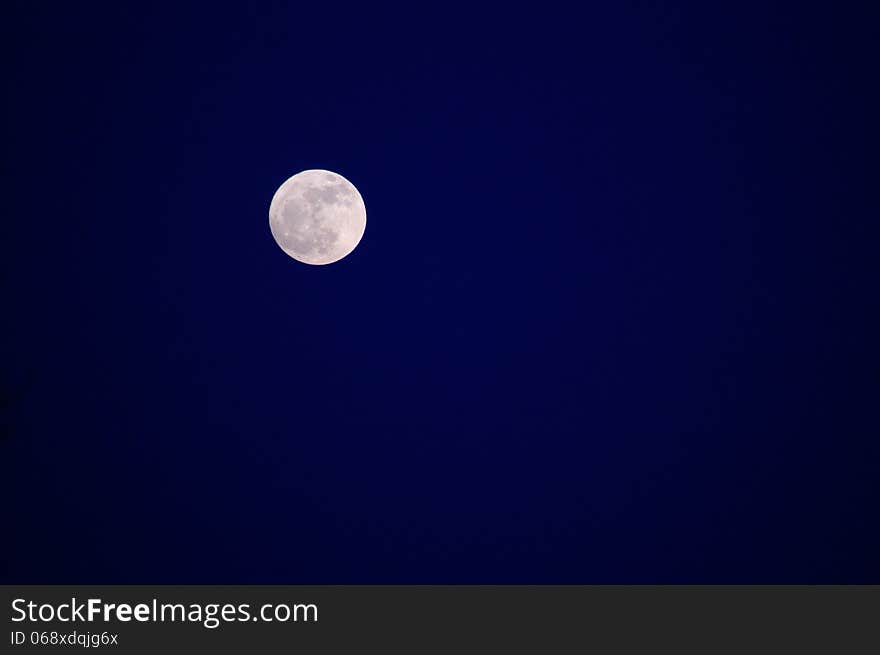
[3,2,878,582]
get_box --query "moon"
[269,169,366,265]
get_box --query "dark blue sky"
[3,2,878,582]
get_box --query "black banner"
[2,586,877,652]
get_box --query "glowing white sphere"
[269,169,366,265]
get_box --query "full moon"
[269,169,367,265]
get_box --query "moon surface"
[269,169,366,265]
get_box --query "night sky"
[3,3,878,582]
